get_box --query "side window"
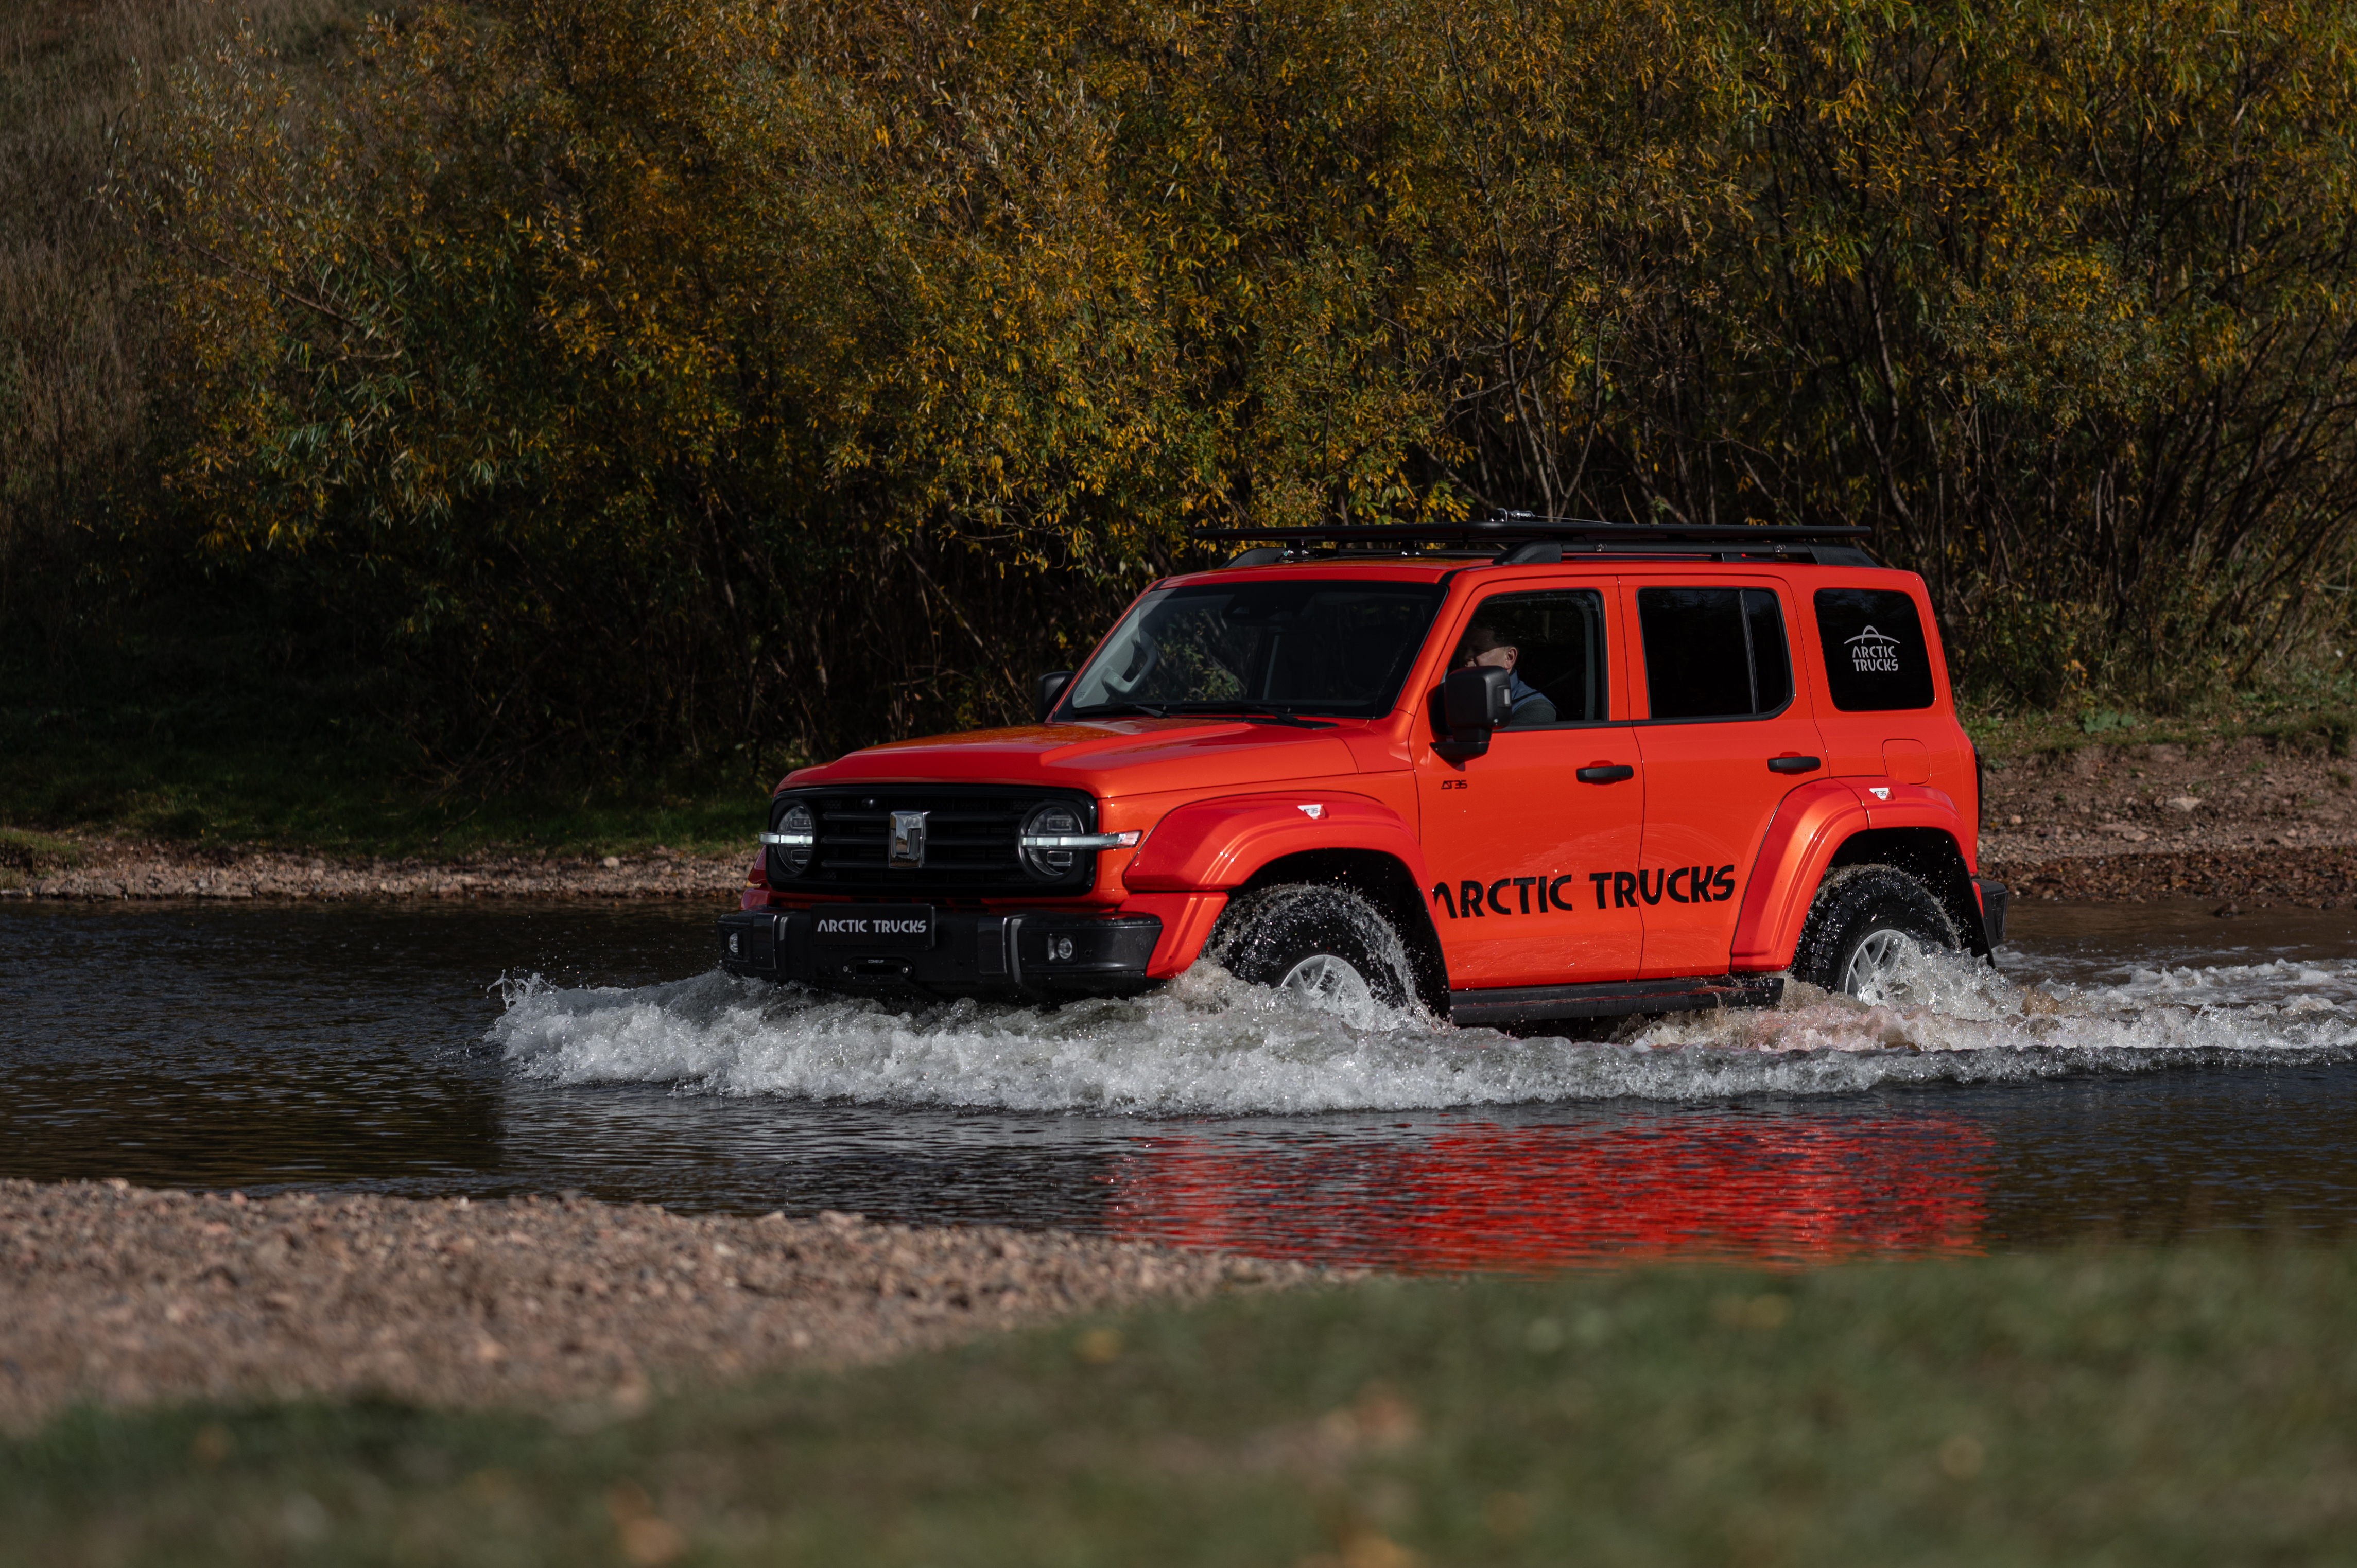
[1448,589,1608,725]
[1814,588,1935,711]
[1637,586,1793,721]
[1748,590,1792,711]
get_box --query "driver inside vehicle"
[1451,624,1557,726]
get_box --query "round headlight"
[772,802,815,877]
[1019,802,1085,879]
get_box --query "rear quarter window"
[1814,588,1935,711]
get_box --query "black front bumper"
[718,908,1163,999]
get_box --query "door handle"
[1767,756,1822,774]
[1576,764,1635,783]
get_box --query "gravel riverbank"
[0,1180,1328,1433]
[2,842,749,902]
[1977,735,2357,909]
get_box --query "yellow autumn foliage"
[101,0,2357,758]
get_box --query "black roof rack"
[1194,513,1878,568]
[1195,513,1869,546]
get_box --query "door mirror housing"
[1035,670,1074,722]
[1434,666,1513,761]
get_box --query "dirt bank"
[1978,845,2357,910]
[1977,734,2357,908]
[0,1180,1325,1433]
[2,839,749,902]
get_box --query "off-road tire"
[1791,864,1961,1000]
[1211,884,1417,1011]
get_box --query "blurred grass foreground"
[8,1243,2356,1566]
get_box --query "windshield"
[1062,578,1446,719]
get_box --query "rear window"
[1637,587,1792,721]
[1814,588,1935,710]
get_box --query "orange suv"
[718,520,2004,1025]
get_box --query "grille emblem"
[889,810,929,868]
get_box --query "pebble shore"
[0,1180,1328,1433]
[1978,735,2357,909]
[2,843,750,902]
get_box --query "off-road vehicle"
[719,519,2004,1025]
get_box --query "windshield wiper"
[1168,704,1338,729]
[1070,702,1170,718]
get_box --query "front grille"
[768,785,1097,895]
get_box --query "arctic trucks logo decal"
[1845,625,1903,674]
[1430,866,1738,919]
[814,915,932,936]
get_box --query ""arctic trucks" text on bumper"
[719,517,2005,1026]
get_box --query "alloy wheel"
[1276,952,1375,1010]
[1840,927,1917,1004]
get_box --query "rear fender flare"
[1731,781,1982,970]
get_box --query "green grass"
[1960,695,2357,762]
[0,825,81,868]
[8,1245,2357,1567]
[0,825,82,890]
[0,628,785,861]
[0,722,764,860]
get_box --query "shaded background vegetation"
[10,0,2357,815]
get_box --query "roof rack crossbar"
[1192,514,1870,546]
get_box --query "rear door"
[1621,576,1823,978]
[1806,581,1945,783]
[1414,580,1645,987]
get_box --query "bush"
[14,0,2357,769]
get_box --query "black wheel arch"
[1233,849,1451,1014]
[1824,828,1989,959]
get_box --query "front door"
[1621,576,1824,978]
[1414,582,1646,987]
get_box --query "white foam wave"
[489,945,2357,1117]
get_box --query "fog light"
[1049,935,1076,962]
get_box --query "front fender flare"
[1122,791,1431,893]
[1730,780,1973,971]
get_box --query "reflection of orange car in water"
[1102,1116,1994,1273]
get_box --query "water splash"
[490,944,2357,1117]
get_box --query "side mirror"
[1434,666,1512,761]
[1035,670,1074,722]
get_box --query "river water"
[5,898,2354,1271]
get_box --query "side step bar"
[1449,972,1784,1028]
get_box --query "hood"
[787,718,1362,799]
